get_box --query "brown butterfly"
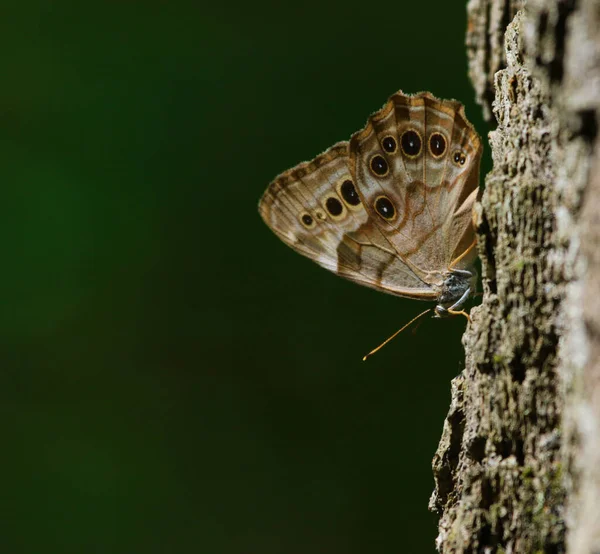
[259,90,482,352]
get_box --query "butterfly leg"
[447,308,471,322]
[448,268,474,278]
[446,287,472,322]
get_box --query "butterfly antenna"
[362,308,432,362]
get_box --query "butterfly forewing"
[349,91,482,287]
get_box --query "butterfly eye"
[369,155,389,177]
[300,213,316,229]
[325,196,344,217]
[401,129,422,158]
[453,151,467,166]
[381,136,397,153]
[374,195,396,220]
[340,179,361,207]
[429,133,447,158]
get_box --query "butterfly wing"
[259,142,438,299]
[259,90,482,301]
[349,91,482,282]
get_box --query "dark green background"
[3,2,489,553]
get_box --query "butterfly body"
[434,268,477,318]
[259,91,482,318]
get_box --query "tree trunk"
[429,1,600,552]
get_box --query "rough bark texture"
[467,0,526,121]
[430,1,600,553]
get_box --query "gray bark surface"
[430,1,600,552]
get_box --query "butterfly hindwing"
[259,142,437,298]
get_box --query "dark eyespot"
[382,136,397,153]
[325,197,343,216]
[453,151,467,165]
[301,214,313,226]
[374,196,396,220]
[370,155,389,176]
[401,130,422,157]
[429,133,446,157]
[340,179,361,206]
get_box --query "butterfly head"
[434,268,478,318]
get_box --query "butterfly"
[259,90,482,352]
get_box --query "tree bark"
[429,1,600,552]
